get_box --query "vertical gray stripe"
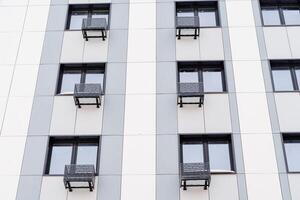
[251,0,292,199]
[16,1,67,200]
[156,1,180,200]
[97,2,129,200]
[220,1,248,199]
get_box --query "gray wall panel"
[156,62,177,94]
[157,2,175,29]
[107,30,128,63]
[40,32,64,64]
[46,5,68,31]
[34,65,59,96]
[16,176,42,200]
[156,175,180,200]
[98,176,122,200]
[110,4,129,30]
[157,29,176,62]
[105,63,127,95]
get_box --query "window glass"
[179,69,199,83]
[272,69,294,91]
[208,143,232,171]
[203,70,223,92]
[76,145,98,167]
[262,8,281,25]
[60,70,81,93]
[69,11,89,30]
[198,9,217,27]
[85,70,104,84]
[92,10,109,23]
[284,142,300,172]
[177,8,194,17]
[182,143,204,163]
[283,7,300,25]
[49,146,72,174]
[295,68,300,89]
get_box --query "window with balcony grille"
[177,62,226,107]
[180,135,235,190]
[270,60,300,92]
[283,134,300,172]
[260,1,300,26]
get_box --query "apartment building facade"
[0,0,300,199]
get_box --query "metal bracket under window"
[176,16,200,39]
[73,83,103,108]
[177,82,204,107]
[82,18,108,41]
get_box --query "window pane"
[60,70,81,93]
[295,69,300,89]
[182,143,204,163]
[198,9,217,27]
[283,7,300,25]
[177,8,194,17]
[69,11,88,30]
[262,8,281,25]
[49,146,72,174]
[92,10,109,23]
[85,70,104,85]
[284,142,300,172]
[272,69,294,91]
[76,145,98,168]
[208,143,231,171]
[179,69,199,83]
[203,70,223,92]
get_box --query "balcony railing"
[82,18,108,41]
[74,83,103,108]
[176,16,200,39]
[180,162,211,190]
[63,164,96,192]
[177,82,204,107]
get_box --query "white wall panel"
[67,178,98,200]
[0,0,28,6]
[287,27,300,59]
[29,0,51,5]
[246,174,282,200]
[83,36,108,63]
[241,134,278,173]
[10,65,38,97]
[204,94,232,133]
[233,61,265,93]
[199,28,224,60]
[61,31,84,63]
[126,63,156,94]
[178,105,204,133]
[288,174,300,200]
[0,33,21,65]
[0,175,20,200]
[2,97,33,135]
[180,188,208,200]
[50,96,76,135]
[0,7,27,31]
[209,175,239,200]
[0,137,26,175]
[226,1,255,27]
[236,93,271,133]
[75,105,103,134]
[129,3,156,29]
[16,32,45,65]
[122,135,155,174]
[176,38,200,61]
[40,177,67,200]
[24,5,49,31]
[0,66,14,97]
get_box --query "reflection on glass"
[76,145,98,167]
[285,142,300,172]
[60,70,81,93]
[182,143,204,163]
[283,8,300,25]
[49,146,72,174]
[272,69,294,91]
[69,11,88,30]
[180,70,199,83]
[85,70,104,84]
[177,8,194,17]
[203,70,223,92]
[208,143,231,171]
[92,10,109,23]
[199,10,217,27]
[262,8,281,25]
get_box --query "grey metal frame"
[177,82,204,107]
[82,18,108,41]
[74,83,103,108]
[176,16,200,39]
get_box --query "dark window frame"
[56,63,106,95]
[180,134,236,174]
[44,136,100,176]
[270,60,300,92]
[176,1,221,28]
[260,3,300,26]
[282,133,300,173]
[177,61,227,93]
[66,4,110,30]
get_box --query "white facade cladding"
[0,0,300,199]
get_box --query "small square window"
[282,7,300,25]
[283,134,300,172]
[262,8,281,25]
[272,68,294,91]
[45,137,100,175]
[198,8,218,27]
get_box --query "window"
[283,134,300,172]
[271,61,300,92]
[261,2,300,26]
[45,137,100,175]
[57,64,105,94]
[178,62,226,93]
[180,135,235,172]
[67,4,110,30]
[176,2,219,27]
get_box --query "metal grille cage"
[82,18,108,41]
[177,82,204,107]
[180,162,211,190]
[176,16,200,39]
[74,83,102,108]
[64,164,96,192]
